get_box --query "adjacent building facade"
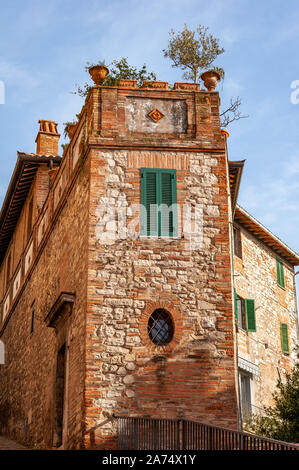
[233,205,298,420]
[0,77,298,449]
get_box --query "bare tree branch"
[220,96,249,128]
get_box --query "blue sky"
[0,0,299,270]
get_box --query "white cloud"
[0,60,43,105]
[284,155,299,178]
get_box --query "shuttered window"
[234,290,239,321]
[276,257,285,288]
[235,294,246,330]
[280,323,289,354]
[245,299,256,332]
[233,226,242,258]
[141,170,158,236]
[235,292,256,332]
[141,168,177,237]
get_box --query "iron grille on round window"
[148,309,174,345]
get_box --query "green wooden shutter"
[159,170,177,237]
[141,168,177,237]
[280,323,289,354]
[234,290,239,321]
[276,258,280,285]
[245,299,256,332]
[141,169,158,236]
[276,258,285,288]
[276,258,281,285]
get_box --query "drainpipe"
[222,129,243,431]
[229,220,243,431]
[293,271,299,343]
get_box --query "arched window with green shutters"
[141,168,177,237]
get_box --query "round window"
[147,309,174,345]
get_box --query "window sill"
[277,283,286,291]
[139,235,181,240]
[239,327,247,333]
[238,327,249,335]
[237,326,256,335]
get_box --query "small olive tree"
[104,57,156,87]
[244,348,299,443]
[163,24,248,127]
[163,24,224,83]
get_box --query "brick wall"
[0,164,51,302]
[83,84,239,448]
[0,160,89,449]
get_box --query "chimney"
[35,120,60,156]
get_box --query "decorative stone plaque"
[148,108,164,123]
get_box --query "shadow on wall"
[0,340,4,364]
[107,350,239,431]
[0,401,10,431]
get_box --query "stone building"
[0,75,298,449]
[233,205,299,419]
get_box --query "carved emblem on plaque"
[148,108,164,123]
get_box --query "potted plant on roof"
[88,60,109,86]
[163,25,248,126]
[63,121,77,140]
[200,67,223,91]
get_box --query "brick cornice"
[86,142,226,154]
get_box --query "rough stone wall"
[0,163,89,449]
[234,223,298,412]
[85,145,238,448]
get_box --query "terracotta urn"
[200,70,221,91]
[88,64,109,85]
[221,129,229,139]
